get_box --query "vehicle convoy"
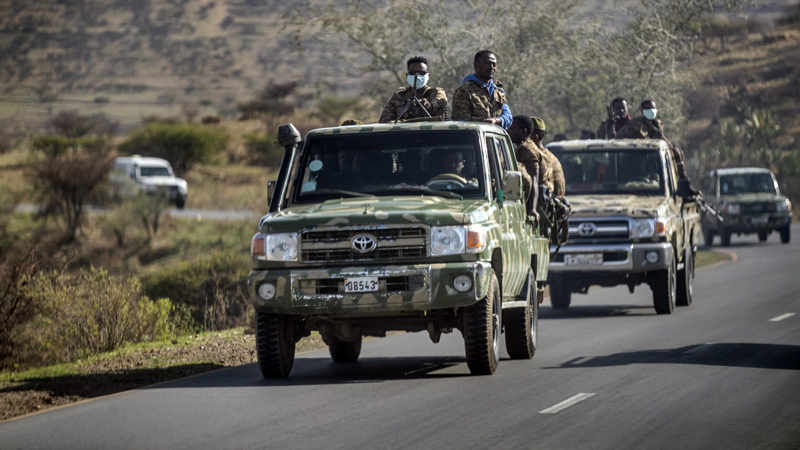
[700,167,792,246]
[248,122,550,377]
[110,156,189,209]
[545,139,701,314]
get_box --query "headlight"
[430,226,465,255]
[252,233,298,261]
[777,199,791,212]
[631,218,667,239]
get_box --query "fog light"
[646,251,660,264]
[453,275,472,292]
[258,283,276,300]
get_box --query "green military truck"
[700,167,792,246]
[248,122,550,377]
[546,139,701,314]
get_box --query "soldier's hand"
[482,117,499,125]
[420,98,431,110]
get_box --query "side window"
[485,137,502,194]
[664,150,678,194]
[491,136,512,171]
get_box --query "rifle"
[605,105,616,139]
[694,195,724,222]
[394,74,432,123]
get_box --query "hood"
[140,176,186,188]
[261,196,491,232]
[718,193,784,204]
[568,194,667,219]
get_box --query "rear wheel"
[758,231,768,242]
[720,229,732,247]
[652,255,677,314]
[328,336,362,363]
[780,226,791,244]
[464,273,501,375]
[548,279,571,309]
[256,312,295,378]
[676,248,694,307]
[703,228,715,246]
[505,272,538,360]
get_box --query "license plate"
[564,253,603,266]
[344,277,379,293]
[751,216,769,224]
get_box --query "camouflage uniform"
[616,116,688,178]
[596,116,630,139]
[537,143,565,198]
[515,138,541,215]
[450,79,507,122]
[378,86,448,123]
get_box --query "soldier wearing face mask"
[616,99,689,180]
[378,56,448,123]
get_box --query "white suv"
[110,156,189,209]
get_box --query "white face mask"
[643,108,658,120]
[406,73,429,89]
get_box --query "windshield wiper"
[372,187,463,199]
[302,189,376,198]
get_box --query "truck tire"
[505,272,538,360]
[175,197,186,209]
[703,228,715,246]
[464,273,501,375]
[548,279,572,309]
[651,257,676,314]
[328,336,362,363]
[720,229,732,247]
[676,248,694,307]
[780,226,791,244]
[256,312,295,378]
[757,231,768,242]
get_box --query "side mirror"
[503,171,523,202]
[267,180,276,205]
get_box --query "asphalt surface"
[2,225,799,450]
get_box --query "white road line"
[539,393,596,414]
[769,313,796,322]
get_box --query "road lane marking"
[684,343,716,354]
[539,393,596,414]
[769,313,796,322]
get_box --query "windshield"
[292,130,486,202]
[553,149,665,196]
[140,166,172,177]
[719,173,776,195]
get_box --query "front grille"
[300,226,427,263]
[567,218,630,244]
[297,276,425,295]
[741,203,775,214]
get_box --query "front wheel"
[703,228,715,246]
[548,279,571,309]
[720,229,732,247]
[256,312,296,378]
[464,273,501,375]
[175,197,186,209]
[328,336,362,363]
[505,272,538,360]
[780,226,791,244]
[651,256,677,314]
[676,248,694,307]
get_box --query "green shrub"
[140,251,250,331]
[118,123,229,175]
[23,267,189,364]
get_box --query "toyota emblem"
[351,234,377,253]
[577,222,597,237]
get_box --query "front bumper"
[549,242,673,273]
[248,262,493,316]
[717,212,792,233]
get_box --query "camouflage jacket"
[539,142,565,198]
[596,116,631,139]
[378,86,448,123]
[451,78,507,123]
[616,116,687,178]
[516,138,543,182]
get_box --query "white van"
[110,156,189,209]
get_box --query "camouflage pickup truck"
[546,139,701,314]
[248,122,550,377]
[700,167,792,246]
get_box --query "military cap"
[532,116,546,131]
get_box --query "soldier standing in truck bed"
[596,97,631,139]
[450,50,512,129]
[531,116,565,199]
[378,56,448,123]
[507,115,542,219]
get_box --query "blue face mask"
[407,73,429,89]
[643,108,658,120]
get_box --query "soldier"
[531,116,566,199]
[450,50,512,129]
[378,56,448,123]
[616,99,691,181]
[596,97,631,139]
[507,115,542,219]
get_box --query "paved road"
[2,226,799,449]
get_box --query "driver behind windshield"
[618,153,659,187]
[428,149,478,186]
